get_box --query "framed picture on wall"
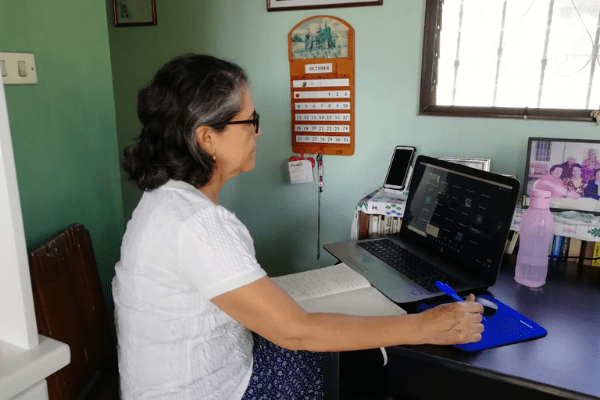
[113,0,157,27]
[524,137,600,214]
[267,0,383,12]
[432,156,491,172]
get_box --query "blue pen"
[435,281,487,321]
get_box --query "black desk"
[384,256,600,400]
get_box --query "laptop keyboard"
[357,238,465,293]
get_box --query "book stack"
[549,236,571,260]
[506,232,600,266]
[550,237,600,266]
[368,215,402,237]
[356,188,407,239]
[579,240,600,267]
[357,211,403,239]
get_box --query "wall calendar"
[288,15,355,156]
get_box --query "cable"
[317,153,323,260]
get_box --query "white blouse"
[113,180,266,399]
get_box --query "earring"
[212,155,216,161]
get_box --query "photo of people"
[525,138,600,213]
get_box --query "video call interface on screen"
[405,162,514,270]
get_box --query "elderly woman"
[534,164,579,199]
[563,164,586,195]
[112,54,484,399]
[559,156,578,179]
[581,149,600,182]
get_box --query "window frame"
[419,0,597,122]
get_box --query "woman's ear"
[195,125,215,154]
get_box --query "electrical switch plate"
[0,52,37,85]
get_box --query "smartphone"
[383,146,416,191]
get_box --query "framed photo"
[432,156,491,172]
[113,0,157,27]
[267,0,382,12]
[524,137,600,214]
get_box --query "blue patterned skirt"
[241,334,324,400]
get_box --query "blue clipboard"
[416,295,547,351]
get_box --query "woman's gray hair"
[122,54,248,191]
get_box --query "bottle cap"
[530,189,551,209]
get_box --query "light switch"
[18,61,27,77]
[0,52,37,84]
[0,60,6,77]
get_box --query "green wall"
[1,2,124,298]
[108,1,599,277]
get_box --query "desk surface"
[391,256,600,399]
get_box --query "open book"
[272,263,406,316]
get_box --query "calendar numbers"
[294,124,350,133]
[295,135,351,144]
[292,78,350,88]
[294,102,351,110]
[295,113,351,122]
[293,90,351,99]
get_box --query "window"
[535,141,551,161]
[420,0,600,121]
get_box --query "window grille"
[535,141,552,161]
[420,0,600,122]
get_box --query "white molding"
[7,380,47,400]
[0,335,70,400]
[0,78,38,349]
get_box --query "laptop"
[324,155,520,304]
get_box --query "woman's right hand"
[417,294,484,345]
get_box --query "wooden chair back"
[28,223,119,399]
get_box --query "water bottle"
[515,189,554,288]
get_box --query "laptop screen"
[402,158,518,278]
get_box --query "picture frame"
[267,0,382,12]
[523,137,600,214]
[432,156,491,172]
[113,0,157,27]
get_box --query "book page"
[298,286,406,316]
[272,263,370,302]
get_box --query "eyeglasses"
[217,111,260,134]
